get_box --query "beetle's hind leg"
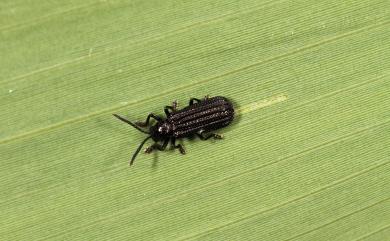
[170,138,186,154]
[145,139,169,154]
[135,113,162,127]
[197,130,224,140]
[164,100,178,116]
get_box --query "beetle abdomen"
[169,96,234,138]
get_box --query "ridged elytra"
[113,96,235,166]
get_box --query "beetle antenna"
[130,136,152,166]
[113,114,150,134]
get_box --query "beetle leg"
[172,100,178,110]
[164,107,171,116]
[171,138,186,154]
[135,113,162,127]
[197,131,224,140]
[164,100,178,116]
[145,139,169,153]
[189,98,201,105]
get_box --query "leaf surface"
[1,0,389,240]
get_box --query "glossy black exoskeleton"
[113,95,235,166]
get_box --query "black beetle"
[113,95,235,166]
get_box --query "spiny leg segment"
[164,100,178,116]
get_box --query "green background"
[1,0,389,240]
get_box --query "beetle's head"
[113,114,174,166]
[150,121,172,141]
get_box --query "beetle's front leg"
[145,139,169,153]
[135,113,162,127]
[164,100,178,116]
[170,138,186,154]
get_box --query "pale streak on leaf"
[238,94,288,115]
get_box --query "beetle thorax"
[158,122,172,134]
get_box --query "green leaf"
[1,0,390,240]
